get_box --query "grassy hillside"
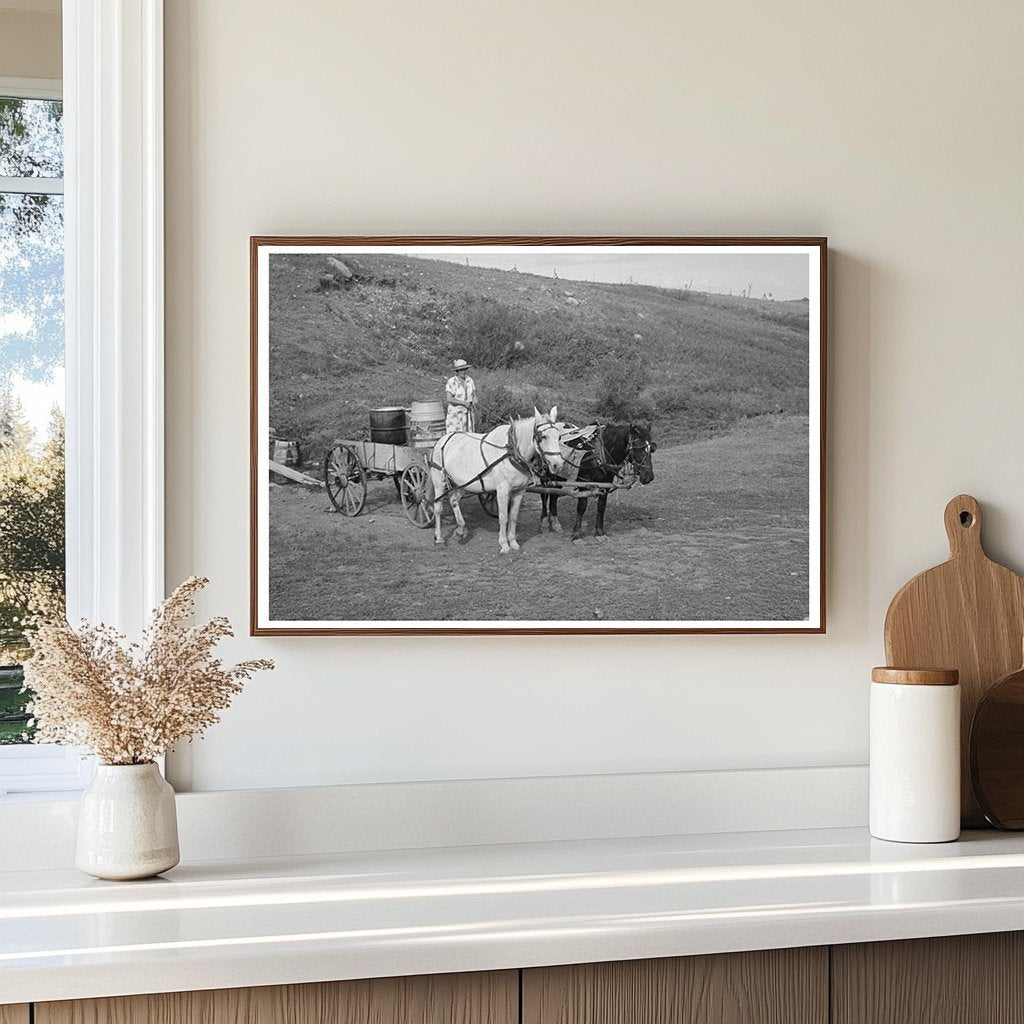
[268,254,810,457]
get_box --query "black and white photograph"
[251,238,825,634]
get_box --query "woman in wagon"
[444,357,477,433]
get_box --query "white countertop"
[4,826,1024,1004]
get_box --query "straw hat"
[453,358,471,371]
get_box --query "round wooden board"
[971,663,1024,829]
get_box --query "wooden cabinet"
[14,933,1024,1024]
[522,948,828,1024]
[832,932,1024,1024]
[34,971,517,1024]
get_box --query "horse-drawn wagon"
[321,404,565,529]
[323,403,442,528]
[324,438,436,527]
[321,403,655,547]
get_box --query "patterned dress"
[445,374,476,433]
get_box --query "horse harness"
[429,420,560,501]
[571,425,651,486]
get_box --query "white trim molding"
[0,1,165,798]
[0,75,62,100]
[0,175,64,195]
[0,744,91,798]
[63,0,164,634]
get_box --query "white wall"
[164,1,1024,792]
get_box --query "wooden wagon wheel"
[400,463,435,528]
[324,444,367,516]
[478,492,498,518]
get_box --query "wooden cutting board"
[884,494,1024,826]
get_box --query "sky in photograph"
[426,251,812,301]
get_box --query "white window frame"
[0,76,64,192]
[0,0,164,797]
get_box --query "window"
[0,79,82,795]
[0,7,166,798]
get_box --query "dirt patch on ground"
[268,415,810,623]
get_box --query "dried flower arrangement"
[23,577,273,765]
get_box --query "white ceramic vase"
[76,762,180,880]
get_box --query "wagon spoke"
[344,484,359,514]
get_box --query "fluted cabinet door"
[523,949,828,1024]
[35,971,518,1024]
[832,933,1024,1024]
[0,1007,29,1024]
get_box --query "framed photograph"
[250,236,826,635]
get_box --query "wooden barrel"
[369,407,408,445]
[410,400,446,449]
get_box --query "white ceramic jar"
[870,667,961,843]
[76,762,180,880]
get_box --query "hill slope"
[267,253,810,455]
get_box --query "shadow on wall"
[827,249,872,637]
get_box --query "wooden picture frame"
[251,236,826,635]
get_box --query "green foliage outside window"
[0,95,65,744]
[0,395,65,743]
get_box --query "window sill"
[0,789,86,804]
[0,746,94,799]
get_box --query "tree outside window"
[0,94,65,744]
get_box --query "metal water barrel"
[410,400,446,449]
[369,407,408,445]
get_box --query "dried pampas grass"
[23,577,273,765]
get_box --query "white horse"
[430,407,564,554]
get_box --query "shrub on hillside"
[477,384,575,429]
[450,296,529,369]
[529,310,577,366]
[593,360,653,421]
[650,384,691,416]
[682,390,732,428]
[649,384,769,436]
[477,384,526,428]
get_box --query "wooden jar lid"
[871,667,960,686]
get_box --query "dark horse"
[540,423,656,541]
